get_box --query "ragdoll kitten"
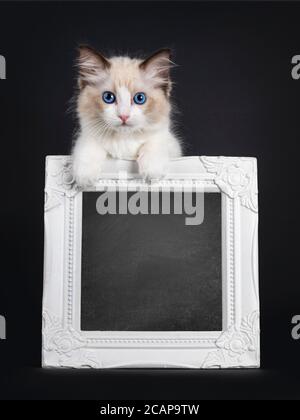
[72,46,182,186]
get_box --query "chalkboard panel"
[81,192,222,331]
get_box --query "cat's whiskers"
[84,119,112,139]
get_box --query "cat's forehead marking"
[109,56,143,90]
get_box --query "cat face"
[77,46,173,135]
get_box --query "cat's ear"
[140,49,173,94]
[77,45,110,89]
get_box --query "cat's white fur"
[72,47,182,187]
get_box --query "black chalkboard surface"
[81,192,222,332]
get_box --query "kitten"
[72,46,182,187]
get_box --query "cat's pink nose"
[119,114,129,124]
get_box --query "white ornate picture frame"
[43,156,260,369]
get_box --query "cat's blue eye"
[133,92,147,105]
[102,91,116,104]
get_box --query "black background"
[81,192,222,332]
[1,0,300,400]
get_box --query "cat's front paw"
[138,154,169,181]
[73,160,102,188]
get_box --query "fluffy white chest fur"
[101,132,146,160]
[72,46,182,186]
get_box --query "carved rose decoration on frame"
[43,311,85,355]
[46,327,85,355]
[46,158,76,191]
[200,157,258,212]
[219,164,250,195]
[56,160,75,190]
[43,311,100,368]
[217,326,253,357]
[202,311,260,368]
[45,158,78,211]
